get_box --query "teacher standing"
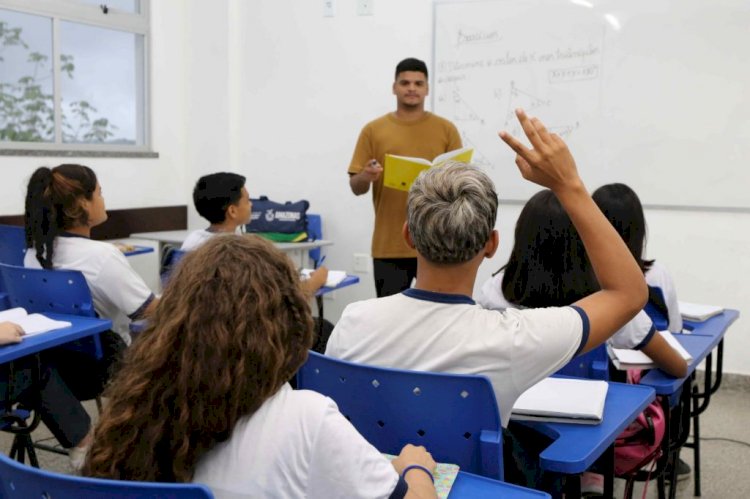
[348,57,462,297]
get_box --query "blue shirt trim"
[58,231,89,239]
[128,293,155,320]
[402,288,475,305]
[570,305,591,357]
[634,324,657,351]
[388,475,408,499]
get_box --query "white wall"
[233,0,748,375]
[2,0,746,374]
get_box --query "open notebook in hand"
[608,330,693,371]
[300,269,348,288]
[0,307,72,337]
[511,377,608,424]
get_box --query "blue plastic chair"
[0,451,214,498]
[297,351,504,480]
[306,213,323,265]
[160,247,188,287]
[644,285,670,331]
[555,343,609,381]
[0,224,26,267]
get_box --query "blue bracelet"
[401,464,434,483]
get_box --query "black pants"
[1,359,91,448]
[44,330,126,402]
[373,258,417,298]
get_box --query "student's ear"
[484,230,499,258]
[402,222,416,249]
[226,203,238,222]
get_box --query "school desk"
[448,470,551,498]
[1,314,112,465]
[641,310,739,497]
[130,230,332,268]
[516,381,656,498]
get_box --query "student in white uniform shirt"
[24,164,157,399]
[477,189,687,377]
[182,172,329,296]
[326,109,648,427]
[592,183,683,332]
[84,235,438,499]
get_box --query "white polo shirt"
[181,228,244,252]
[326,289,588,427]
[478,272,655,351]
[193,384,400,499]
[645,261,683,333]
[24,235,154,343]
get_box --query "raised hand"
[499,108,583,193]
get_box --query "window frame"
[0,0,152,154]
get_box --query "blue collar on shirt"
[401,288,475,305]
[58,231,89,239]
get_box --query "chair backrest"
[297,351,503,480]
[306,213,323,264]
[0,224,26,266]
[0,263,96,317]
[644,285,670,331]
[0,263,102,358]
[555,343,609,381]
[160,247,188,288]
[0,452,214,498]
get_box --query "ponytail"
[23,164,98,269]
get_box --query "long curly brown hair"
[83,234,314,482]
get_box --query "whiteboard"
[433,0,750,209]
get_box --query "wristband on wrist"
[401,464,434,483]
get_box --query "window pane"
[60,21,142,144]
[73,0,141,15]
[0,9,54,142]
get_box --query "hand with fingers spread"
[499,108,583,193]
[0,321,25,346]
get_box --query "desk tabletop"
[0,314,112,364]
[130,230,332,252]
[640,334,721,395]
[683,308,740,338]
[448,471,550,498]
[518,381,655,473]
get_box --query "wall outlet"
[356,0,374,16]
[323,0,335,17]
[353,253,371,273]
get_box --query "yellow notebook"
[383,147,474,192]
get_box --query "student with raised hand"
[84,235,438,499]
[24,164,157,398]
[477,189,687,378]
[0,321,92,469]
[593,183,683,333]
[327,109,647,430]
[183,172,329,297]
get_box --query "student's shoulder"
[362,113,393,130]
[59,237,123,259]
[427,112,460,130]
[274,384,340,420]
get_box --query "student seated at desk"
[477,189,688,378]
[183,172,333,352]
[0,322,91,469]
[24,165,157,398]
[326,109,647,429]
[84,235,438,499]
[593,183,683,333]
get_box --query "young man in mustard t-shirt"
[348,58,462,297]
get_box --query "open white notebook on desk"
[300,269,347,288]
[679,301,724,322]
[608,330,693,371]
[511,377,608,425]
[0,307,72,336]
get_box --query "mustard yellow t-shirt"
[348,112,462,258]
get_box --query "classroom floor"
[2,387,748,498]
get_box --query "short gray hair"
[407,161,498,264]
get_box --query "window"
[0,0,150,153]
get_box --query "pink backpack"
[614,369,666,476]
